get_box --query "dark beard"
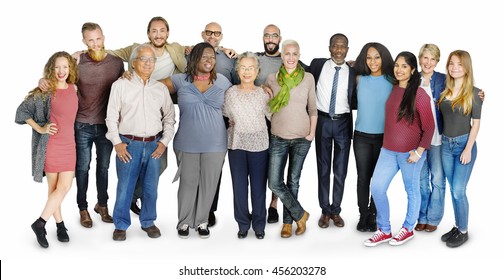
[88,48,106,62]
[263,42,279,55]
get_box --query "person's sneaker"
[389,227,414,246]
[441,227,460,242]
[208,211,216,227]
[31,220,49,248]
[446,231,468,248]
[363,229,392,247]
[56,221,70,242]
[178,224,189,239]
[196,223,210,238]
[267,207,279,223]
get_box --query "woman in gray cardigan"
[16,51,79,248]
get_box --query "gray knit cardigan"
[15,94,51,183]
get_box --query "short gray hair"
[130,43,156,62]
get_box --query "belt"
[318,110,350,120]
[122,132,161,142]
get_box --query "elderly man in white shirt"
[105,43,176,241]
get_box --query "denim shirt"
[430,71,446,133]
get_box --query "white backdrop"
[1,0,501,279]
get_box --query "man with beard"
[254,24,283,223]
[254,24,283,87]
[106,16,186,215]
[39,22,125,228]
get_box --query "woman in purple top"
[363,51,435,247]
[161,42,232,239]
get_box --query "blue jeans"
[75,122,113,210]
[442,134,476,232]
[371,148,426,233]
[113,135,161,230]
[268,135,311,224]
[418,145,446,225]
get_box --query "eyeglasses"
[137,56,156,63]
[238,66,257,72]
[204,30,222,37]
[263,33,279,39]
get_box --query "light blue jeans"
[268,135,311,224]
[113,135,161,230]
[441,134,476,232]
[418,144,446,226]
[371,148,426,233]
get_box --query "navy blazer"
[306,58,357,138]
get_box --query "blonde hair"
[418,43,441,61]
[438,50,474,115]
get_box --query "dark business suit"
[306,58,356,216]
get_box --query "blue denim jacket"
[430,71,446,133]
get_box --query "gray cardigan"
[15,94,51,182]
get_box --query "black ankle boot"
[31,218,49,248]
[56,221,70,242]
[366,213,377,232]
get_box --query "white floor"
[2,121,500,279]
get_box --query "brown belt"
[122,132,161,142]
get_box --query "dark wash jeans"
[268,135,311,224]
[75,122,113,210]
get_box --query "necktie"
[329,66,341,117]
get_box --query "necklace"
[194,73,211,81]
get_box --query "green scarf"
[268,64,305,113]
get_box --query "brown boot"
[295,211,310,235]
[80,209,93,228]
[94,203,113,223]
[281,224,292,238]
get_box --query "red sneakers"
[364,229,392,247]
[389,227,414,246]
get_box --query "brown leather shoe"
[281,224,292,238]
[415,223,426,231]
[295,211,310,235]
[79,209,93,228]
[425,224,437,232]
[142,225,161,238]
[113,229,126,241]
[318,214,330,228]
[330,214,344,227]
[94,203,113,223]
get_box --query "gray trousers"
[174,150,226,229]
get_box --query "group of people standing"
[16,17,482,250]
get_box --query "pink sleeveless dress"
[44,84,78,173]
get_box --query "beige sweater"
[265,72,317,139]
